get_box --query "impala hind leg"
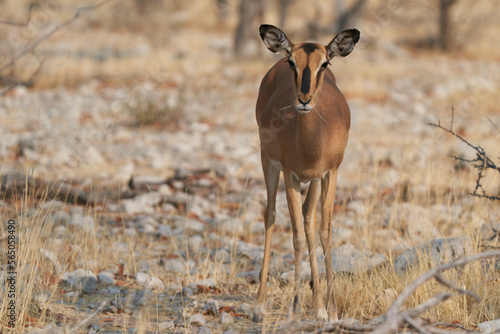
[303,180,328,321]
[253,154,280,323]
[320,170,339,321]
[284,171,306,321]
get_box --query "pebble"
[197,326,213,334]
[223,330,238,334]
[188,313,207,327]
[97,272,115,285]
[158,321,174,331]
[237,303,251,313]
[221,311,233,324]
[146,276,165,290]
[164,283,182,294]
[164,258,195,273]
[135,272,150,286]
[129,289,153,307]
[63,269,97,294]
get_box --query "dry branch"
[429,111,500,201]
[278,250,500,334]
[0,0,113,95]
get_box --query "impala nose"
[298,97,311,106]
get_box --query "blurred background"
[1,0,499,182]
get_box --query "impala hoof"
[253,305,265,323]
[317,308,328,322]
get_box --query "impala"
[254,24,360,322]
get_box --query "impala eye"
[320,62,330,69]
[287,60,296,68]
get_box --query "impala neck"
[295,110,325,161]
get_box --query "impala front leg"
[254,154,280,323]
[303,180,327,321]
[284,171,306,320]
[320,170,339,321]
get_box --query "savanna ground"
[0,0,499,333]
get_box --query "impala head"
[259,24,360,114]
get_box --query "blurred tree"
[334,0,366,32]
[279,0,295,29]
[216,0,230,21]
[234,0,263,57]
[135,0,163,15]
[438,0,457,50]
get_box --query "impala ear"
[259,24,293,56]
[326,29,360,59]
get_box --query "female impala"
[254,25,360,322]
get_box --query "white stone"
[188,313,206,327]
[221,311,233,324]
[135,272,150,286]
[479,319,500,334]
[145,276,164,290]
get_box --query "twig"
[434,274,480,302]
[0,0,113,95]
[429,117,500,201]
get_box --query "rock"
[184,219,206,233]
[107,286,121,295]
[221,311,233,324]
[189,235,204,253]
[223,330,238,334]
[135,272,150,286]
[121,192,162,215]
[135,215,158,234]
[129,289,153,307]
[330,243,387,273]
[201,300,220,315]
[197,326,213,334]
[237,303,251,313]
[188,278,216,291]
[158,321,174,331]
[97,272,115,285]
[395,236,472,274]
[164,258,195,273]
[478,319,500,334]
[158,224,173,238]
[145,276,164,290]
[182,286,193,296]
[188,313,207,327]
[63,269,97,293]
[164,283,182,294]
[125,227,138,237]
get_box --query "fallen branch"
[277,250,500,334]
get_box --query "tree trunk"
[234,0,263,57]
[438,0,457,50]
[335,0,366,32]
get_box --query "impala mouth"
[295,104,314,114]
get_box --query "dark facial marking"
[301,43,318,55]
[301,65,311,95]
